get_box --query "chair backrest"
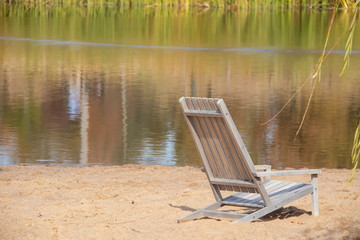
[179,97,269,198]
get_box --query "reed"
[1,3,358,51]
[1,0,355,8]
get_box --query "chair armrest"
[253,169,321,177]
[254,165,272,181]
[254,165,272,171]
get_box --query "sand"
[0,165,359,240]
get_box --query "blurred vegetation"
[348,0,359,181]
[351,119,360,181]
[1,0,358,9]
[1,4,359,50]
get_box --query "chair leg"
[177,202,221,223]
[311,174,319,216]
[232,203,283,224]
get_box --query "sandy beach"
[0,165,359,240]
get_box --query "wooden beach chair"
[178,97,320,223]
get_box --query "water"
[0,5,359,169]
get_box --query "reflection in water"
[80,78,89,165]
[121,69,128,163]
[0,5,359,169]
[137,128,177,165]
[68,82,80,121]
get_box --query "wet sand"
[0,165,359,239]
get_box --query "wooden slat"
[216,99,269,200]
[268,183,302,202]
[270,185,313,208]
[269,183,311,203]
[222,192,265,207]
[263,180,282,190]
[196,98,233,191]
[186,98,220,178]
[210,177,257,188]
[233,185,313,223]
[213,100,256,190]
[265,181,292,194]
[206,98,245,192]
[216,118,252,182]
[223,192,253,202]
[179,97,223,202]
[222,181,312,208]
[264,181,302,204]
[208,100,253,193]
[239,193,263,206]
[199,98,235,191]
[184,109,222,117]
[225,192,262,206]
[254,169,321,177]
[226,181,290,207]
[221,201,264,208]
[223,193,264,206]
[202,210,247,219]
[190,98,229,191]
[216,99,257,174]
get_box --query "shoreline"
[0,164,359,239]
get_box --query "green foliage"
[350,119,360,182]
[0,0,351,8]
[341,0,360,181]
[340,0,359,76]
[338,0,359,8]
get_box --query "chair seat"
[223,180,312,208]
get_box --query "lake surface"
[0,4,359,169]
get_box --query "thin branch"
[261,2,355,128]
[292,3,338,137]
[295,76,318,139]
